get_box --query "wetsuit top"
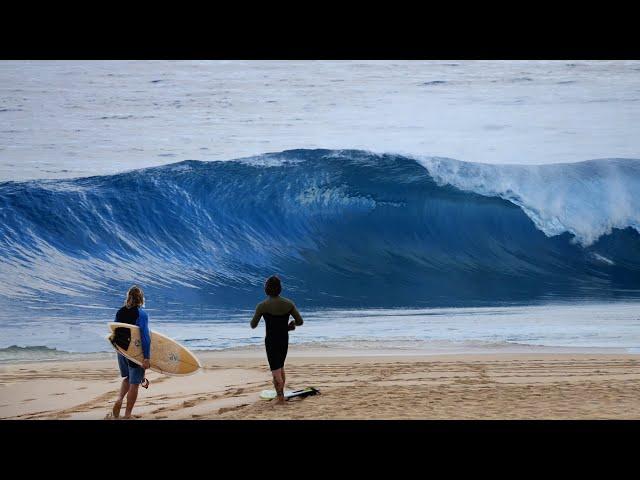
[250,296,304,339]
[115,306,151,361]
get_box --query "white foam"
[417,157,640,245]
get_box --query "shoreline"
[1,343,637,366]
[2,339,638,365]
[2,349,639,420]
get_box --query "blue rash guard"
[137,308,151,360]
[115,306,151,362]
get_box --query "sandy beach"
[1,347,639,420]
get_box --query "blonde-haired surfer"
[111,285,151,419]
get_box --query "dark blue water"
[1,149,639,316]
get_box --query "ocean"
[1,60,639,359]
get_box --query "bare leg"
[272,368,285,405]
[124,384,140,418]
[112,378,129,418]
[282,367,286,390]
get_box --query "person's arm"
[250,304,263,329]
[290,304,304,326]
[137,308,151,365]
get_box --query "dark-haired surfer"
[250,276,304,404]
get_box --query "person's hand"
[288,321,296,331]
[142,359,151,370]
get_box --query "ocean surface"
[2,60,640,180]
[1,61,639,359]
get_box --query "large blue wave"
[1,149,639,312]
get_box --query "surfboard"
[107,322,202,376]
[259,387,320,400]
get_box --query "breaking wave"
[1,149,639,310]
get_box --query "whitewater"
[1,61,639,357]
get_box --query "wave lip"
[418,156,640,246]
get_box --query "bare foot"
[112,400,123,418]
[275,395,286,405]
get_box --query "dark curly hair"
[264,275,282,297]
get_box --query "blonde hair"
[125,285,144,308]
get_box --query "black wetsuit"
[115,306,150,368]
[250,296,304,371]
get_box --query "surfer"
[111,285,151,419]
[251,276,304,405]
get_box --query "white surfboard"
[259,387,320,400]
[107,322,202,376]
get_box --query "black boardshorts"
[265,335,289,371]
